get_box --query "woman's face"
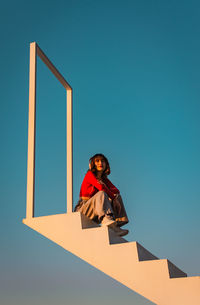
[94,156,106,172]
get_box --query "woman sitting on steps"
[74,153,129,237]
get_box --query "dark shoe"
[113,226,129,237]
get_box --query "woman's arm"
[103,177,120,195]
[87,171,116,199]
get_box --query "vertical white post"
[26,42,37,218]
[67,89,73,213]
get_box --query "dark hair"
[89,153,110,177]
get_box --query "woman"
[74,153,129,237]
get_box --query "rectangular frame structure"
[26,42,73,218]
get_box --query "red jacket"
[79,170,120,200]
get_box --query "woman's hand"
[112,195,121,215]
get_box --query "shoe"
[113,226,129,237]
[101,216,116,228]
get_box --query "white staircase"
[25,43,200,304]
[23,212,200,305]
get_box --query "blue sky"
[1,1,200,304]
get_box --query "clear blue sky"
[1,0,200,304]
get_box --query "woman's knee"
[95,191,109,208]
[97,190,108,200]
[94,191,113,217]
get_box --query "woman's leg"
[113,195,129,227]
[77,192,129,236]
[78,191,114,222]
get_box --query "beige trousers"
[75,191,129,226]
[75,191,113,222]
